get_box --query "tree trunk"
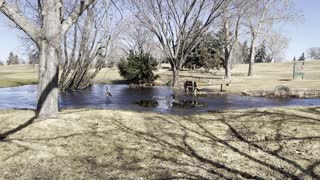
[248,36,256,76]
[224,52,232,79]
[37,1,61,118]
[172,67,180,87]
[224,11,231,80]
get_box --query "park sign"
[293,61,304,80]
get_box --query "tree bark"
[224,15,232,80]
[0,0,96,118]
[248,35,256,76]
[172,67,180,87]
[36,1,62,118]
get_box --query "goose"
[105,87,112,97]
[170,93,180,104]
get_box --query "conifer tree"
[118,51,159,84]
[255,41,267,63]
[298,52,305,61]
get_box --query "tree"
[118,51,159,84]
[244,0,298,76]
[265,31,289,62]
[0,60,3,65]
[184,31,224,71]
[118,18,156,55]
[0,0,96,118]
[28,51,39,65]
[14,55,19,64]
[59,1,122,91]
[307,47,320,60]
[254,41,267,63]
[298,52,305,61]
[6,52,19,65]
[221,0,252,79]
[6,52,15,65]
[240,41,250,64]
[130,0,227,87]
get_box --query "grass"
[0,107,319,179]
[0,65,123,87]
[1,61,319,93]
[0,65,38,87]
[157,61,320,93]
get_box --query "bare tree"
[307,47,320,60]
[222,0,252,79]
[118,18,155,54]
[0,0,96,118]
[59,1,122,91]
[130,0,227,87]
[244,0,297,76]
[264,31,289,62]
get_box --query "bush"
[118,52,159,84]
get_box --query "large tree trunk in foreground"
[37,41,60,118]
[0,0,96,118]
[36,1,61,118]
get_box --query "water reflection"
[0,84,319,115]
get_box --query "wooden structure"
[183,74,231,93]
[184,81,198,94]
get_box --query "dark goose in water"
[0,84,320,115]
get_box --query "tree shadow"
[0,71,59,141]
[110,107,320,179]
[1,107,319,179]
[0,116,37,141]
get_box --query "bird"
[105,86,112,97]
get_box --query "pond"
[0,84,320,115]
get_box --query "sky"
[0,0,320,63]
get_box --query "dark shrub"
[118,52,159,84]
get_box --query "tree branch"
[0,0,41,43]
[61,0,96,35]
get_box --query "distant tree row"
[5,52,25,65]
[307,47,320,60]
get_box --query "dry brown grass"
[157,61,320,93]
[1,61,319,93]
[0,65,38,87]
[0,65,123,87]
[1,107,319,179]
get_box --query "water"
[0,84,320,114]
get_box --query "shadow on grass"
[0,116,37,141]
[1,107,319,179]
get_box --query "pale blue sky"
[0,0,319,63]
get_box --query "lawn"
[1,61,319,93]
[0,65,123,87]
[0,107,319,179]
[157,61,320,93]
[0,65,38,87]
